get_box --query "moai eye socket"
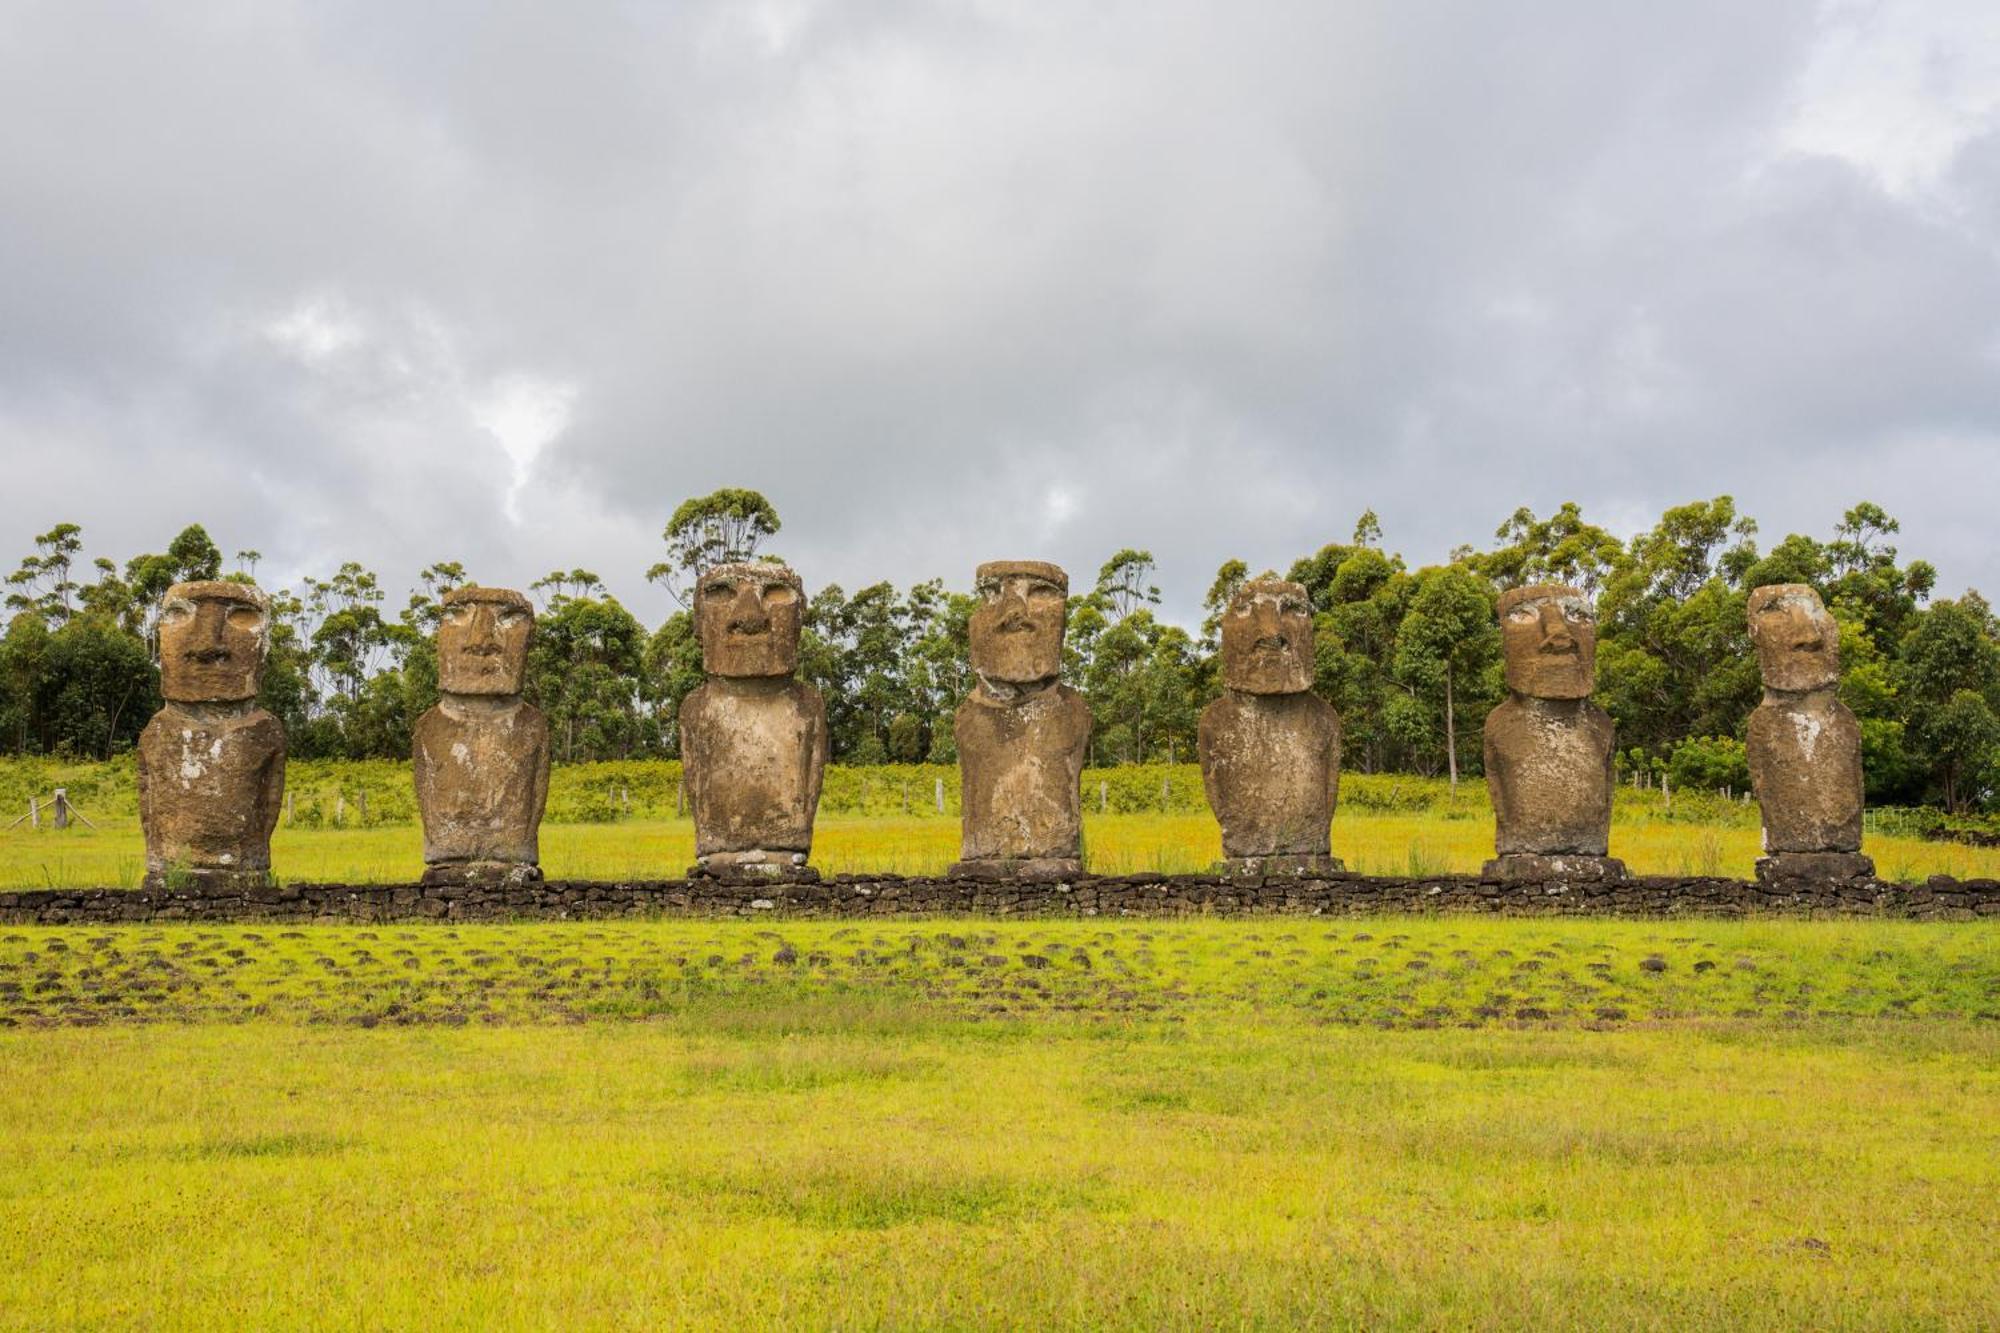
[975,578,1003,602]
[495,607,527,628]
[702,581,736,603]
[1507,603,1542,624]
[761,583,799,608]
[1024,581,1063,607]
[160,601,194,626]
[1281,597,1309,617]
[225,606,265,632]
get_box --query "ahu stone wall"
[2,872,1997,925]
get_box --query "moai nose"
[465,607,502,653]
[729,587,770,633]
[1538,603,1574,649]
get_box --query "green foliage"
[647,486,781,607]
[8,493,2000,812]
[1665,736,1750,794]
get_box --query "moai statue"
[948,561,1092,881]
[1746,584,1873,883]
[680,562,828,881]
[1482,585,1625,882]
[412,587,550,885]
[1197,577,1343,877]
[137,581,285,890]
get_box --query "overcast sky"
[4,1,1998,627]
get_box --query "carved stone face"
[157,581,269,703]
[1220,578,1314,694]
[1499,584,1596,700]
[437,587,533,695]
[697,562,804,678]
[1748,583,1839,692]
[969,561,1067,686]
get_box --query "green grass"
[0,918,1996,1328]
[7,807,2000,888]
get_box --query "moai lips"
[951,561,1091,880]
[1746,584,1872,882]
[1199,578,1342,876]
[681,562,828,881]
[1483,584,1624,882]
[137,581,286,890]
[413,587,550,885]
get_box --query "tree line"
[5,491,1997,810]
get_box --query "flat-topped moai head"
[969,561,1067,689]
[158,581,270,703]
[1220,577,1314,695]
[697,562,804,679]
[1748,583,1839,692]
[437,587,533,696]
[1499,584,1595,700]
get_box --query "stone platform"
[1,871,1996,925]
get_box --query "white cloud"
[1777,0,2000,199]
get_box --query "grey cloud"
[3,0,1996,628]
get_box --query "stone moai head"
[1747,583,1839,692]
[158,581,270,704]
[437,587,533,696]
[1220,577,1314,695]
[969,561,1068,687]
[697,562,804,678]
[1498,584,1596,700]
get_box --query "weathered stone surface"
[137,581,284,890]
[1485,585,1622,875]
[1756,851,1876,884]
[952,561,1090,875]
[6,871,1993,925]
[413,587,549,886]
[1198,577,1343,870]
[682,562,828,875]
[1746,584,1866,858]
[1482,853,1627,882]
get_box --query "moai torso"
[1747,691,1863,853]
[955,683,1092,861]
[682,677,828,856]
[138,702,286,877]
[413,698,551,867]
[1484,696,1615,856]
[1199,692,1340,858]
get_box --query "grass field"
[0,918,1996,1328]
[5,808,2000,889]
